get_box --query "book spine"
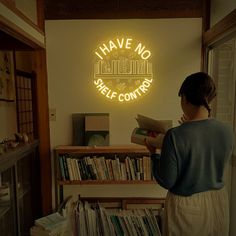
[78,159,86,180]
[71,158,79,180]
[58,155,66,181]
[75,159,82,180]
[100,156,109,180]
[125,157,131,180]
[111,159,118,180]
[62,155,69,180]
[85,156,97,180]
[143,156,147,180]
[93,157,103,180]
[115,157,121,180]
[90,157,99,180]
[139,158,144,180]
[66,157,73,180]
[127,157,135,180]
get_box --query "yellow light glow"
[94,36,153,103]
[95,38,151,60]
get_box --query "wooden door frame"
[0,0,52,215]
[202,9,236,71]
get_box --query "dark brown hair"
[178,72,216,115]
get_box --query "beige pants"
[163,188,229,236]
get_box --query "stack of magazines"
[30,197,74,236]
[30,212,67,236]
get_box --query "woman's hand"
[144,138,157,155]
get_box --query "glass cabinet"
[207,35,236,193]
[0,141,40,236]
[0,166,17,236]
[206,23,236,235]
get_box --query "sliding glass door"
[207,34,236,236]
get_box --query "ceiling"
[44,0,204,20]
[0,0,205,51]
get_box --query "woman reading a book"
[145,72,234,236]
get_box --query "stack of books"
[74,201,162,236]
[58,155,153,181]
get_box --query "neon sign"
[94,37,153,102]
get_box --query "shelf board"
[54,145,151,154]
[58,180,156,185]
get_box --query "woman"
[146,72,234,236]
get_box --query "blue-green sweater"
[151,119,234,196]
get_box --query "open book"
[131,114,172,148]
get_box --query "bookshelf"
[0,140,41,236]
[54,145,159,207]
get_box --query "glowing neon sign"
[94,37,153,102]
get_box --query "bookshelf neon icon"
[94,37,153,102]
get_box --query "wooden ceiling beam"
[44,0,203,19]
[0,30,33,50]
[44,9,202,20]
[203,9,236,46]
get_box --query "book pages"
[136,114,172,134]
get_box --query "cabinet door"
[0,166,17,236]
[17,154,33,235]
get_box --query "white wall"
[15,52,33,72]
[0,51,17,141]
[211,0,236,26]
[0,102,17,141]
[15,0,37,24]
[0,2,44,45]
[45,19,202,148]
[0,52,33,142]
[45,19,202,202]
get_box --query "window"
[15,70,37,141]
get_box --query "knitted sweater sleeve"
[151,130,178,189]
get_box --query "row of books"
[74,201,162,236]
[58,155,153,181]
